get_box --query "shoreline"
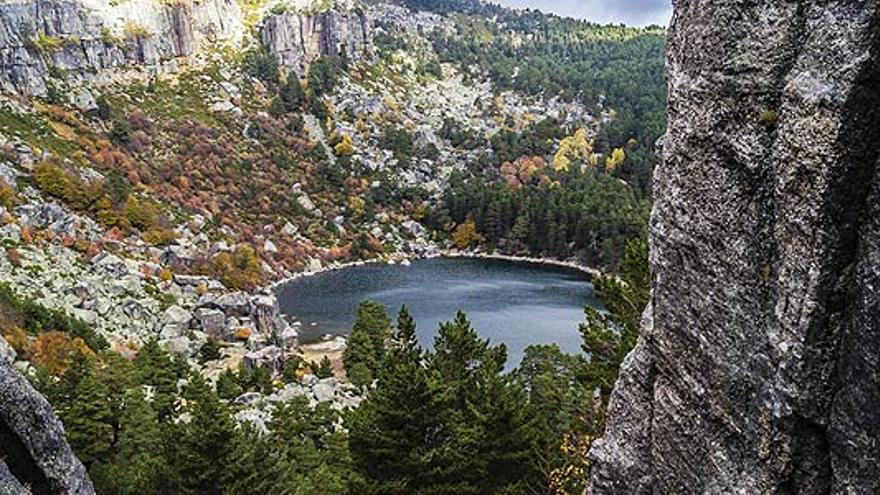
[268,249,603,293]
[439,251,603,280]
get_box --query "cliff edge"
[590,1,880,493]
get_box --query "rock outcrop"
[590,1,880,493]
[0,0,244,95]
[0,0,373,96]
[0,360,94,494]
[260,5,374,75]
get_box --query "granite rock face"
[0,0,373,96]
[0,0,243,95]
[590,1,880,493]
[260,7,374,75]
[0,360,94,494]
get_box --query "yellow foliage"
[384,97,400,113]
[95,195,126,228]
[347,196,365,216]
[142,228,178,246]
[123,21,151,39]
[158,267,174,282]
[124,195,161,231]
[48,120,77,142]
[334,133,355,157]
[2,328,29,358]
[493,96,505,112]
[206,244,264,290]
[0,179,18,209]
[452,218,482,250]
[605,147,626,173]
[195,282,208,296]
[553,129,594,172]
[548,433,593,495]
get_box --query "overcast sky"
[491,0,672,26]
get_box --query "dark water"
[275,257,601,368]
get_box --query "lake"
[275,257,602,368]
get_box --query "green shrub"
[0,283,108,351]
[32,32,64,53]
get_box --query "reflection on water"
[275,257,602,368]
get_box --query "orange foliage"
[31,332,93,376]
[20,226,33,244]
[6,248,21,266]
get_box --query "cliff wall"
[590,1,880,493]
[261,6,373,75]
[0,0,373,96]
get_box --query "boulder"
[233,408,271,435]
[274,383,308,402]
[401,219,425,237]
[193,307,226,340]
[312,383,335,403]
[233,392,263,406]
[242,346,284,374]
[281,222,298,236]
[161,336,195,357]
[216,292,253,317]
[164,306,191,325]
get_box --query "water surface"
[275,257,601,367]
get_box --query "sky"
[491,0,672,26]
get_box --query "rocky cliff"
[0,0,244,95]
[589,1,880,493]
[0,349,94,494]
[0,0,373,97]
[261,5,373,75]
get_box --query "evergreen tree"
[315,356,334,379]
[216,367,243,400]
[134,340,178,419]
[343,300,391,381]
[168,374,241,495]
[62,368,114,467]
[91,386,170,495]
[349,328,440,494]
[117,387,162,460]
[280,73,306,111]
[394,305,418,355]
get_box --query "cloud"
[491,0,672,26]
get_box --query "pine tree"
[134,339,178,419]
[343,300,390,382]
[348,343,441,494]
[117,387,162,460]
[216,367,243,400]
[356,300,392,359]
[394,305,418,356]
[62,368,114,467]
[169,374,241,495]
[316,356,334,378]
[280,73,306,111]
